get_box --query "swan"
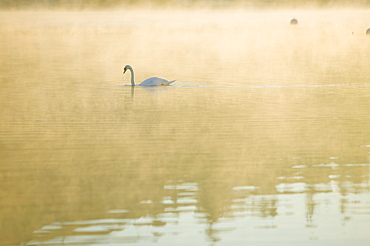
[123,65,175,86]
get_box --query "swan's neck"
[128,66,135,86]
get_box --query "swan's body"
[138,77,174,86]
[123,65,175,86]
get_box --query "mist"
[1,0,370,9]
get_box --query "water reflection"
[1,9,370,246]
[22,161,370,245]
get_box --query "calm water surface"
[1,9,370,246]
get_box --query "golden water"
[0,9,370,246]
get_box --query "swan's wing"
[139,77,175,86]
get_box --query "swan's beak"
[123,68,127,74]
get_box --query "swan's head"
[123,65,131,74]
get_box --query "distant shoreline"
[1,0,370,10]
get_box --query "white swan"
[123,65,175,86]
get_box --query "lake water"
[1,8,370,246]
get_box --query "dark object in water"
[290,18,298,25]
[366,28,370,35]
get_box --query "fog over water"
[1,3,370,246]
[2,0,370,9]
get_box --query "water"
[1,9,370,246]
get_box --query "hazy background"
[1,0,370,9]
